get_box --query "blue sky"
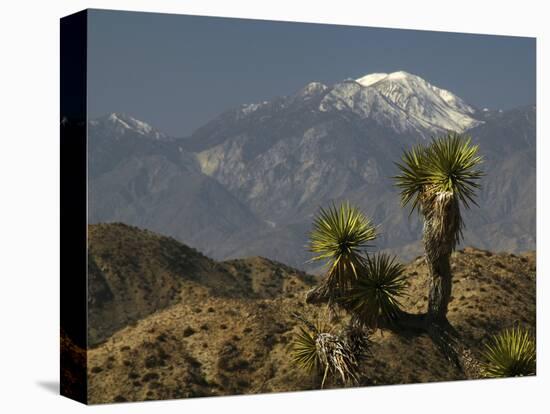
[88,9,536,136]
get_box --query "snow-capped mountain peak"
[92,71,482,144]
[330,70,481,136]
[356,72,389,87]
[355,71,419,87]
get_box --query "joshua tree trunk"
[426,250,452,321]
[422,192,461,323]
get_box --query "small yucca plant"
[481,326,536,378]
[291,313,359,388]
[339,253,408,328]
[309,202,376,298]
[291,318,328,374]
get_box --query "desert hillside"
[88,223,315,346]
[85,224,535,404]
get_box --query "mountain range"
[88,70,536,271]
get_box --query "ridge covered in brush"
[85,224,535,404]
[88,223,315,346]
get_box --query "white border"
[0,1,547,413]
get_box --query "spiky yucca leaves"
[291,314,359,388]
[339,253,408,328]
[309,202,376,300]
[394,133,483,214]
[481,327,536,378]
[394,134,483,252]
[393,142,428,213]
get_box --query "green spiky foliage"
[309,202,377,300]
[395,134,484,212]
[394,134,483,253]
[481,327,536,378]
[291,314,359,388]
[339,253,408,328]
[393,134,483,321]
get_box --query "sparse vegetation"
[85,223,535,403]
[182,327,196,337]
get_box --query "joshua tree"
[298,135,483,379]
[307,202,377,304]
[393,133,483,323]
[306,202,408,329]
[480,326,536,378]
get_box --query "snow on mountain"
[355,71,481,133]
[230,71,480,138]
[94,113,168,140]
[296,82,328,99]
[355,72,389,87]
[319,80,427,135]
[315,71,484,137]
[240,102,269,115]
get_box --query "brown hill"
[88,223,315,346]
[86,224,535,404]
